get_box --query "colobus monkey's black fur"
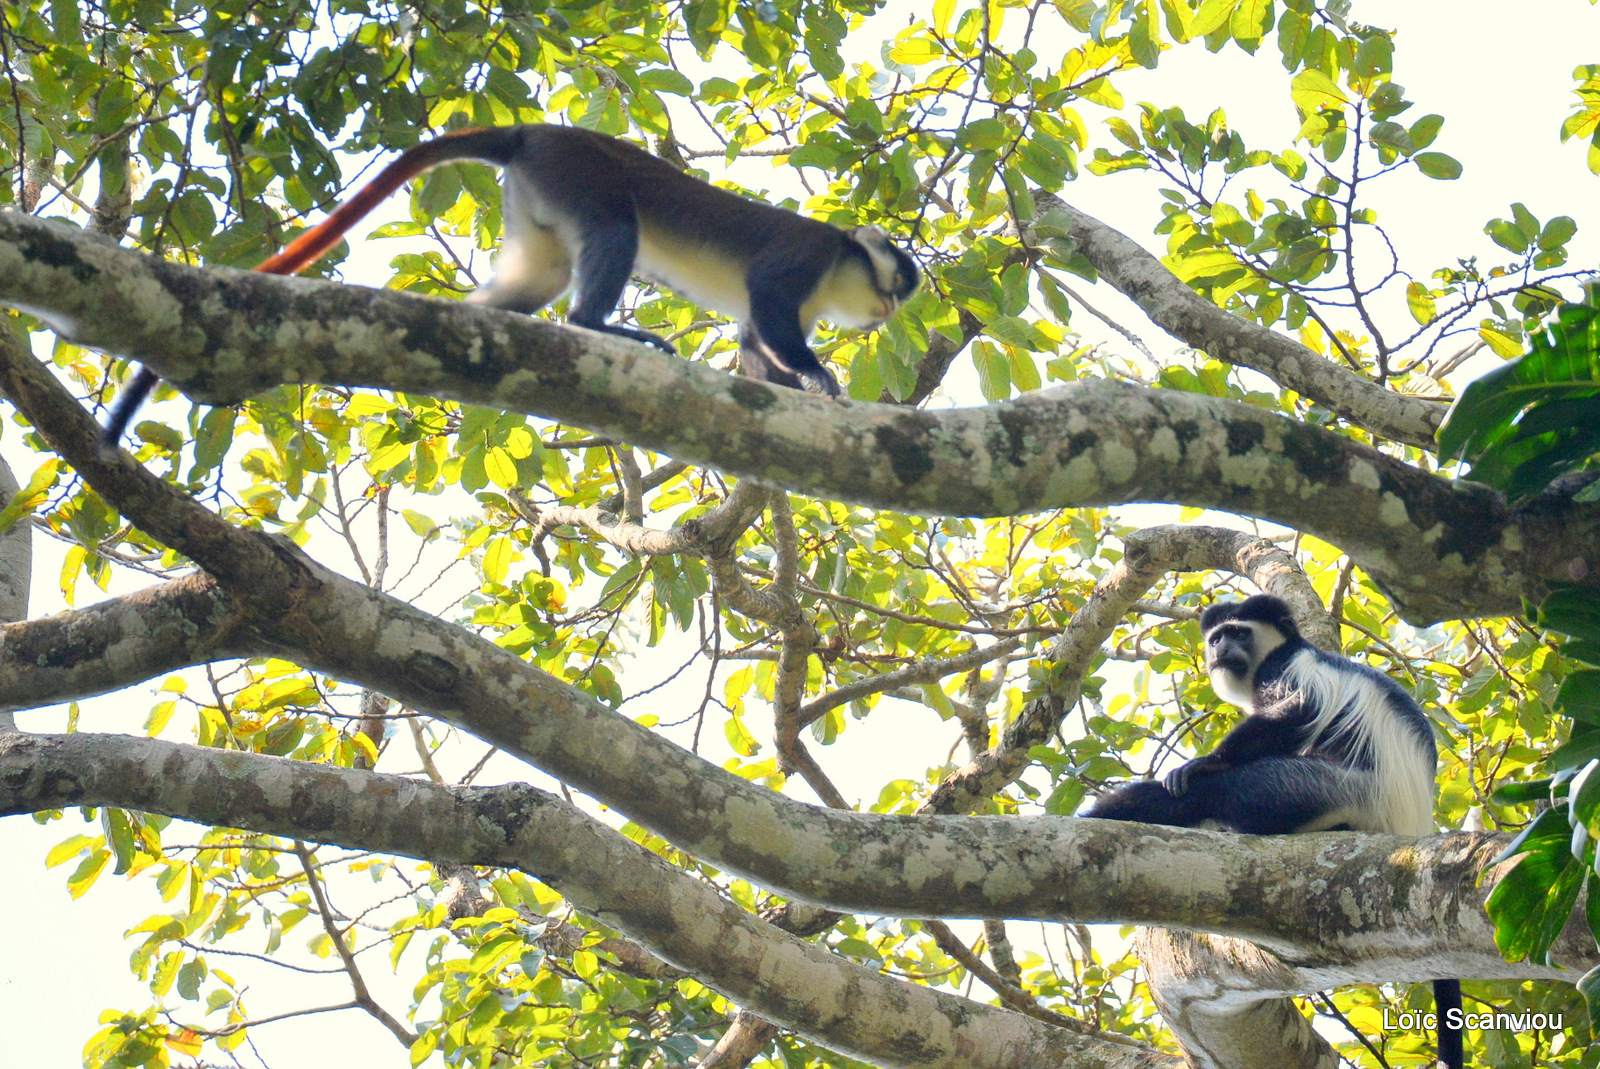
[102,124,922,446]
[1082,594,1463,1069]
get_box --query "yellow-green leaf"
[1290,69,1349,112]
[1478,324,1523,358]
[46,834,94,868]
[0,456,60,532]
[59,543,87,606]
[1405,281,1437,325]
[484,447,518,489]
[481,537,517,584]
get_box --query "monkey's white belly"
[636,228,751,321]
[804,258,894,329]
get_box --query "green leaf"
[1229,0,1271,47]
[1489,777,1556,806]
[1404,281,1436,325]
[1414,151,1462,180]
[1576,960,1600,1029]
[0,456,60,533]
[1130,0,1161,69]
[1353,34,1393,78]
[481,537,516,585]
[484,447,518,489]
[1539,216,1578,251]
[46,834,94,868]
[103,808,137,876]
[1485,805,1587,963]
[1539,587,1600,644]
[1408,113,1444,149]
[1486,218,1531,254]
[1290,69,1349,112]
[973,342,1011,402]
[1571,759,1600,829]
[1551,724,1600,772]
[67,847,110,898]
[1437,290,1600,499]
[1189,0,1238,36]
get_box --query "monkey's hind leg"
[563,221,673,353]
[1083,757,1363,834]
[1181,757,1365,835]
[738,328,814,392]
[1080,780,1197,826]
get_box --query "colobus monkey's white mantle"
[1082,594,1463,1069]
[102,124,922,446]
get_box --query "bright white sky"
[3,0,1598,1064]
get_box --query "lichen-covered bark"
[0,732,1171,1069]
[0,454,27,627]
[0,572,240,712]
[2,215,1595,623]
[1,257,1592,1067]
[1140,930,1340,1069]
[3,335,1586,994]
[5,548,1589,980]
[0,450,26,731]
[1046,197,1445,450]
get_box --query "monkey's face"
[851,226,922,307]
[1205,622,1256,679]
[1204,618,1287,711]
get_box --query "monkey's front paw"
[1164,757,1220,795]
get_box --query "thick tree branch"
[0,463,1556,975]
[0,572,243,712]
[1139,929,1338,1069]
[0,452,27,624]
[1043,197,1445,449]
[0,245,1585,1069]
[0,450,28,731]
[1,215,1591,622]
[0,314,295,595]
[0,731,1171,1069]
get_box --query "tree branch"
[3,216,1591,622]
[0,731,1173,1069]
[1043,196,1445,449]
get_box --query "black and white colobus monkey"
[1082,594,1463,1069]
[102,124,922,446]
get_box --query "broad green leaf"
[1485,805,1586,963]
[1290,69,1349,112]
[1414,151,1462,179]
[481,537,516,585]
[1438,291,1600,499]
[0,456,60,532]
[46,834,94,868]
[1540,588,1600,644]
[1404,281,1436,325]
[1189,0,1238,36]
[1489,778,1557,806]
[1409,113,1444,149]
[1539,216,1578,251]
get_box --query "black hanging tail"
[100,366,159,452]
[1434,978,1464,1068]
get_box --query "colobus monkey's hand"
[1164,755,1226,796]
